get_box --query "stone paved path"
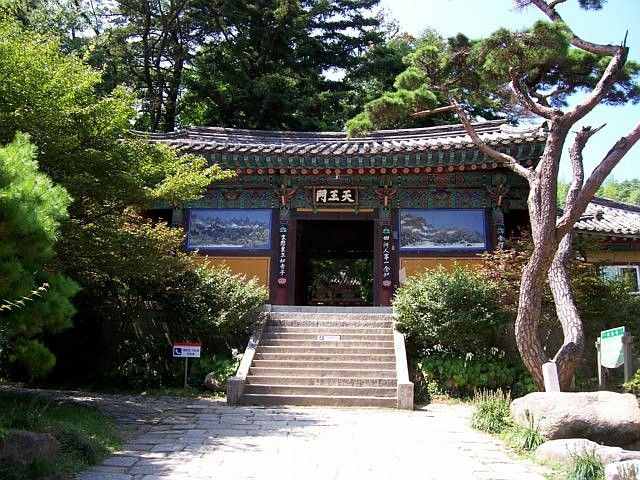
[1,387,550,479]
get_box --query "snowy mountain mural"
[399,209,486,251]
[187,209,271,249]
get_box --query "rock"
[0,430,58,467]
[203,373,225,392]
[511,391,640,446]
[606,460,640,480]
[536,439,640,465]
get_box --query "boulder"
[203,373,225,392]
[511,392,640,446]
[536,439,640,465]
[0,430,58,467]
[605,460,640,480]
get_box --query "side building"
[147,120,547,306]
[574,196,640,292]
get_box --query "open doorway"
[295,219,374,306]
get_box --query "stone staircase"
[227,307,413,409]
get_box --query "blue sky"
[379,0,639,181]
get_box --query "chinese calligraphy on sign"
[382,225,392,288]
[313,187,358,207]
[278,223,288,286]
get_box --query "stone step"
[269,306,393,314]
[269,312,393,321]
[253,352,396,362]
[248,366,397,378]
[246,375,397,387]
[259,339,393,348]
[265,326,393,335]
[256,345,395,354]
[261,333,393,342]
[243,384,397,397]
[240,393,397,408]
[251,359,396,369]
[268,320,393,329]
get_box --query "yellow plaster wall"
[586,250,640,264]
[399,257,484,284]
[193,256,270,286]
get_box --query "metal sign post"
[172,342,202,388]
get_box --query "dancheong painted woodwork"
[146,120,548,307]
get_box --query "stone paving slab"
[68,395,550,480]
[0,386,549,479]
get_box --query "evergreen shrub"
[394,266,508,355]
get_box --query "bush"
[97,263,266,390]
[416,350,532,398]
[394,266,508,355]
[161,263,268,351]
[470,388,512,434]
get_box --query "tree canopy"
[0,17,230,377]
[0,135,78,377]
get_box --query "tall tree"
[181,0,383,131]
[0,18,229,378]
[453,1,640,390]
[350,0,640,390]
[0,135,78,377]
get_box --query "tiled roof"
[143,120,547,157]
[574,197,640,237]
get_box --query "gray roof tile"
[574,197,640,237]
[141,120,547,157]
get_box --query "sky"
[379,0,640,181]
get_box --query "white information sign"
[173,342,201,358]
[600,326,625,368]
[317,335,341,341]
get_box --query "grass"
[502,409,546,453]
[565,448,605,480]
[470,388,512,434]
[0,391,121,480]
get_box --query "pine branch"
[449,97,533,180]
[556,121,640,235]
[0,284,49,313]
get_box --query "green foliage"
[0,391,120,479]
[347,14,640,134]
[470,388,512,434]
[566,449,605,480]
[623,370,640,395]
[597,178,640,206]
[393,266,508,355]
[0,18,235,387]
[188,353,240,387]
[160,264,268,351]
[181,0,383,131]
[417,350,532,398]
[503,411,546,452]
[100,263,266,389]
[0,134,79,377]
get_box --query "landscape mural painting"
[187,208,272,250]
[399,209,487,251]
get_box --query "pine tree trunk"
[548,232,584,390]
[515,245,552,390]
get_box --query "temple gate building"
[148,120,548,307]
